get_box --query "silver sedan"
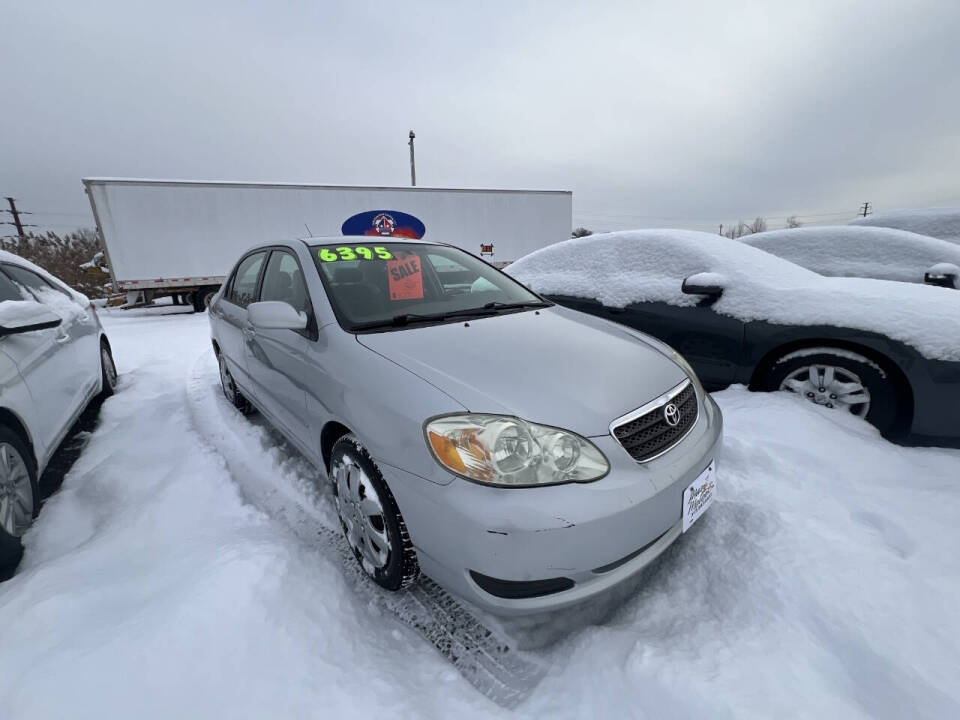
[209,237,722,615]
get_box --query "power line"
[1,198,36,237]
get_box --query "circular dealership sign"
[341,210,426,239]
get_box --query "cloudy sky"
[3,0,959,235]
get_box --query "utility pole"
[860,201,871,217]
[718,223,723,236]
[408,130,416,187]
[2,197,33,238]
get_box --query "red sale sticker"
[387,251,424,300]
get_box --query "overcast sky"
[3,0,959,235]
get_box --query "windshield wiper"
[481,301,552,311]
[351,313,448,331]
[351,301,552,331]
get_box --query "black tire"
[200,287,218,310]
[217,350,254,415]
[98,340,118,399]
[190,287,217,313]
[761,349,902,435]
[329,434,419,591]
[0,424,40,580]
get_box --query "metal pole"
[408,131,416,186]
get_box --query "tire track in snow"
[185,349,546,709]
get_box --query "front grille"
[611,381,698,462]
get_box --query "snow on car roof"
[849,207,960,244]
[740,226,960,283]
[507,229,960,361]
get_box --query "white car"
[740,226,960,288]
[0,251,117,570]
[849,207,960,245]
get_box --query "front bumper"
[384,392,723,616]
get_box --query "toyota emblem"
[663,402,681,427]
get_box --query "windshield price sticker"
[318,246,393,262]
[387,251,424,300]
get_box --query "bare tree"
[571,227,593,238]
[785,215,802,229]
[724,217,767,238]
[0,229,109,297]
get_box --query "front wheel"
[329,434,419,591]
[761,348,902,434]
[0,425,39,576]
[98,341,118,399]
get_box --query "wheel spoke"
[833,380,865,397]
[351,470,366,502]
[362,531,389,566]
[782,378,806,394]
[358,494,380,516]
[13,489,31,515]
[820,365,835,388]
[0,497,10,535]
[838,391,870,406]
[364,521,389,552]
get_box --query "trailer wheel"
[191,287,218,313]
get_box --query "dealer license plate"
[682,461,716,532]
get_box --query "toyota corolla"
[208,237,722,615]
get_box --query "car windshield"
[310,241,548,331]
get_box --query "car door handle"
[55,332,71,343]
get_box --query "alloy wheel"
[779,364,871,417]
[0,443,33,538]
[331,455,391,575]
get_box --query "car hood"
[356,306,687,436]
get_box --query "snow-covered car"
[208,237,722,615]
[0,251,118,569]
[850,206,960,245]
[507,230,960,448]
[740,226,960,289]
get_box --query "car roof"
[297,235,442,247]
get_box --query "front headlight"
[425,414,609,487]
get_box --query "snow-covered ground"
[1,305,959,718]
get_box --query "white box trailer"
[83,178,572,310]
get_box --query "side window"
[1,264,71,302]
[260,251,312,316]
[227,252,266,308]
[0,268,30,302]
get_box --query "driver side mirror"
[0,301,63,337]
[247,301,308,331]
[924,263,959,289]
[681,273,725,299]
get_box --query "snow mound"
[740,225,960,284]
[507,230,960,361]
[2,307,960,717]
[850,207,960,245]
